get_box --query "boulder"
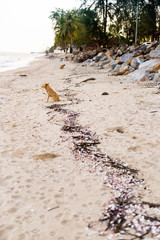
[111,63,134,76]
[139,59,160,69]
[89,61,97,67]
[129,45,136,52]
[81,59,92,66]
[98,60,110,68]
[149,44,160,58]
[97,52,106,57]
[110,64,121,73]
[128,59,160,82]
[150,63,160,72]
[127,69,150,82]
[133,50,144,57]
[131,57,144,69]
[99,56,108,61]
[144,48,152,55]
[116,49,123,56]
[120,52,134,63]
[153,70,160,83]
[106,49,114,56]
[146,40,159,50]
[110,60,121,70]
[93,55,102,62]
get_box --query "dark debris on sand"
[47,104,160,239]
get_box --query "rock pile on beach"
[70,41,160,83]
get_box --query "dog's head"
[41,83,49,89]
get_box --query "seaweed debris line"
[47,104,160,239]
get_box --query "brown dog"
[41,83,62,102]
[60,64,65,69]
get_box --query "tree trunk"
[70,29,73,53]
[103,0,108,34]
[149,0,156,41]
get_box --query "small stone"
[102,92,109,95]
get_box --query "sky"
[0,0,80,53]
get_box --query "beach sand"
[0,55,160,239]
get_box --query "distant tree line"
[49,0,160,51]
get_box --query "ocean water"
[0,52,45,73]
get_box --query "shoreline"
[0,52,45,73]
[0,55,160,239]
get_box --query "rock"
[99,56,108,61]
[120,52,134,63]
[129,45,136,52]
[104,63,111,69]
[97,52,106,57]
[133,50,144,57]
[81,59,93,66]
[149,44,160,58]
[93,56,102,62]
[106,49,114,56]
[102,92,109,95]
[146,40,159,49]
[127,69,150,82]
[110,64,121,73]
[138,45,147,52]
[138,55,145,60]
[139,59,160,69]
[128,59,160,82]
[109,60,119,70]
[98,60,110,68]
[150,63,160,72]
[153,70,160,83]
[116,49,123,56]
[126,56,134,65]
[131,57,144,69]
[74,50,98,62]
[144,48,152,55]
[89,62,96,67]
[111,63,134,76]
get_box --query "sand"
[0,55,160,239]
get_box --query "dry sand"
[0,55,160,239]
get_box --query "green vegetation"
[49,0,160,51]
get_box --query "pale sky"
[0,0,80,53]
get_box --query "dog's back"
[60,64,65,69]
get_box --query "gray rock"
[117,49,123,56]
[93,56,102,62]
[127,69,150,82]
[111,63,134,76]
[121,52,134,63]
[99,60,110,68]
[128,59,160,82]
[99,56,108,61]
[149,44,160,58]
[81,59,92,66]
[153,70,160,83]
[131,57,143,69]
[110,62,118,70]
[139,59,160,69]
[111,64,121,73]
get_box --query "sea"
[0,52,45,73]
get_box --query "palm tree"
[50,9,79,53]
[63,10,79,53]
